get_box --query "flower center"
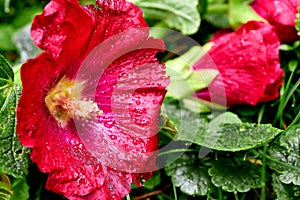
[45,77,102,127]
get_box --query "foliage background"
[0,0,299,200]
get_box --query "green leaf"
[159,109,178,139]
[189,122,281,151]
[0,174,13,200]
[205,13,230,28]
[288,60,298,72]
[166,46,205,72]
[143,171,161,190]
[0,55,29,178]
[272,173,300,200]
[0,54,14,85]
[166,46,219,99]
[208,158,261,192]
[162,101,209,141]
[165,104,282,151]
[204,0,230,28]
[165,154,213,196]
[11,178,29,200]
[228,0,266,28]
[268,126,300,186]
[181,96,216,113]
[209,112,242,125]
[80,0,97,6]
[280,44,295,51]
[130,0,201,35]
[12,64,22,86]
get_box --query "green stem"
[206,4,229,14]
[172,177,178,200]
[218,187,223,200]
[4,0,10,13]
[206,193,210,200]
[274,71,297,126]
[126,194,131,200]
[281,76,300,114]
[258,104,266,124]
[260,145,268,200]
[0,85,11,91]
[260,150,300,172]
[234,191,239,200]
[285,110,300,132]
[279,76,300,129]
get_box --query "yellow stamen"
[45,77,102,127]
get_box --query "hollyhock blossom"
[16,0,168,199]
[251,0,299,43]
[194,21,283,106]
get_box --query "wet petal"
[194,21,283,106]
[16,0,169,199]
[251,0,299,43]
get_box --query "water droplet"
[46,142,50,150]
[153,100,158,104]
[110,135,117,140]
[26,130,33,136]
[77,177,87,186]
[136,100,141,105]
[95,165,102,174]
[108,154,114,159]
[239,127,246,131]
[104,120,115,128]
[137,116,151,126]
[132,138,140,145]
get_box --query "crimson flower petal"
[16,0,169,199]
[194,21,283,106]
[251,0,300,43]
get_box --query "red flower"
[194,21,283,106]
[16,0,168,199]
[251,0,299,43]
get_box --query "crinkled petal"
[31,0,94,59]
[251,0,299,43]
[194,21,283,106]
[17,0,168,199]
[17,54,63,148]
[72,37,168,172]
